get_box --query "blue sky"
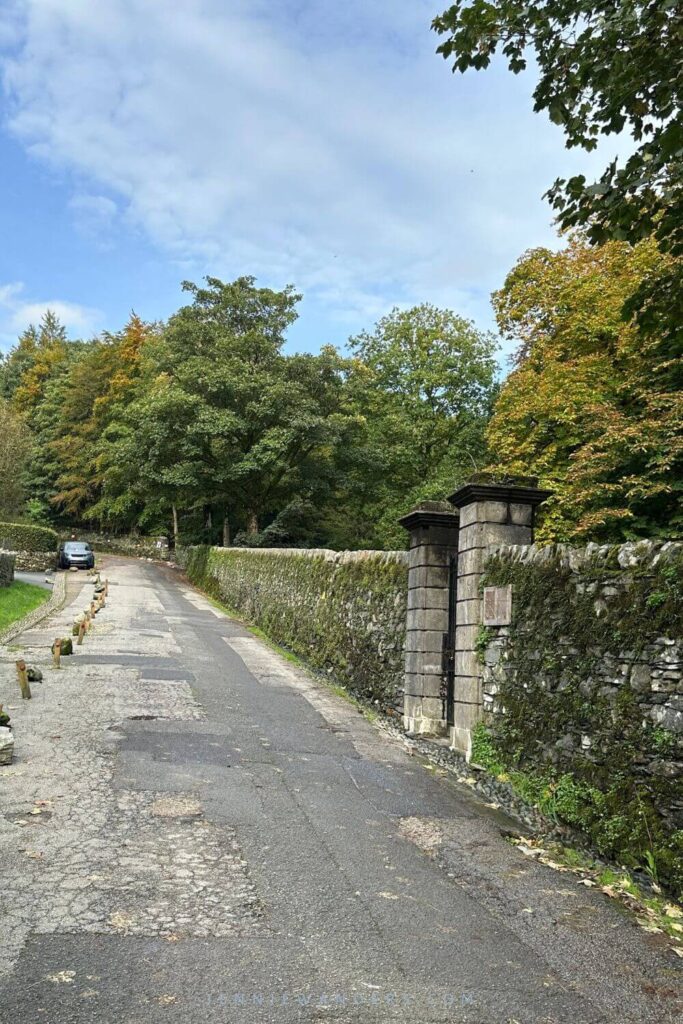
[0,0,612,362]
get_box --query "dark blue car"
[58,541,95,570]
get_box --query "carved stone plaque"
[483,585,512,626]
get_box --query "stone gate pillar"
[447,480,550,755]
[399,502,459,736]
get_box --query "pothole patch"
[150,795,203,818]
[399,816,443,855]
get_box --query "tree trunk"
[171,503,179,548]
[247,512,259,535]
[222,515,230,547]
[205,506,212,542]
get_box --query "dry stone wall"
[479,539,683,894]
[180,545,408,711]
[0,551,15,587]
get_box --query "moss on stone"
[480,543,683,897]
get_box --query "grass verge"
[0,581,49,631]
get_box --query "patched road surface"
[0,558,680,1023]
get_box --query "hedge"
[180,545,408,709]
[0,521,59,553]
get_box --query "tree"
[0,400,31,516]
[0,312,74,523]
[93,277,357,544]
[486,234,682,541]
[50,315,152,520]
[9,311,68,413]
[331,305,498,548]
[433,1,683,344]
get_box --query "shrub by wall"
[181,545,408,710]
[0,522,59,570]
[479,540,683,895]
[0,522,58,553]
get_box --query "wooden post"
[77,620,86,645]
[16,660,31,699]
[90,600,97,616]
[86,613,92,632]
[52,639,61,669]
[104,578,109,597]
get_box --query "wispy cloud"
[0,280,101,348]
[0,0,610,334]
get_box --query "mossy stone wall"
[0,551,15,587]
[180,546,408,710]
[480,539,683,895]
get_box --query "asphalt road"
[0,557,680,1023]
[15,569,56,591]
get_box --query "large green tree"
[94,277,357,545]
[329,304,498,548]
[433,0,683,345]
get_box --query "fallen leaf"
[664,903,683,919]
[157,994,177,1005]
[378,892,399,900]
[672,947,683,958]
[579,879,596,887]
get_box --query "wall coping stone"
[491,539,682,570]
[206,545,409,566]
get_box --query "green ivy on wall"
[479,544,683,897]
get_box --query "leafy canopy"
[433,1,683,341]
[328,304,498,548]
[487,234,682,541]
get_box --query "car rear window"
[64,542,91,552]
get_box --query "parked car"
[58,541,95,570]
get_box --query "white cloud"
[0,281,101,347]
[0,0,613,334]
